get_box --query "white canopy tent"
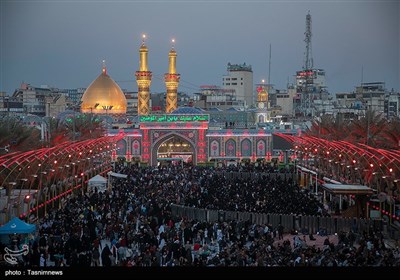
[88,175,108,193]
[107,171,128,179]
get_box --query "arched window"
[116,139,127,156]
[256,139,266,156]
[210,140,220,157]
[241,139,251,157]
[132,140,141,155]
[225,139,236,157]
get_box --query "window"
[241,82,243,85]
[232,78,237,80]
[226,83,230,85]
[232,83,237,85]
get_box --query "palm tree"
[381,117,400,149]
[306,114,348,140]
[46,117,70,146]
[0,116,41,153]
[348,109,387,147]
[63,113,105,141]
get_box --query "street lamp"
[36,171,47,218]
[18,178,28,215]
[8,182,16,195]
[7,182,16,220]
[28,174,38,197]
[90,103,100,114]
[102,105,113,115]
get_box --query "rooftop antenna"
[268,44,271,90]
[303,11,313,70]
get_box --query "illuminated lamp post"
[18,178,28,216]
[80,171,85,196]
[90,103,100,114]
[53,166,64,207]
[74,175,78,195]
[28,174,38,204]
[7,182,16,221]
[34,171,46,218]
[102,105,113,116]
[43,168,55,216]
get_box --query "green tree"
[0,116,41,153]
[63,113,105,141]
[381,117,400,149]
[348,109,387,147]
[306,114,348,141]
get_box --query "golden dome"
[258,87,269,102]
[81,65,127,114]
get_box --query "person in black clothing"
[278,224,284,240]
[101,244,112,267]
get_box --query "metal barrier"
[215,172,290,182]
[170,204,380,236]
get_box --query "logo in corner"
[4,244,29,265]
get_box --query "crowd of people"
[1,164,399,267]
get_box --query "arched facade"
[151,132,196,166]
[106,114,292,166]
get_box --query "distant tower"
[165,39,180,113]
[300,11,314,117]
[257,80,269,109]
[303,11,313,71]
[255,80,270,124]
[135,34,152,116]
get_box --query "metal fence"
[170,204,380,236]
[214,172,293,181]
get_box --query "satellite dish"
[378,192,387,202]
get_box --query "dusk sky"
[1,0,399,95]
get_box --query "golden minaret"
[135,34,152,115]
[257,79,269,109]
[164,39,180,113]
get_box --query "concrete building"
[193,85,245,110]
[45,94,67,118]
[335,82,396,118]
[275,87,296,117]
[0,92,24,116]
[12,83,67,117]
[384,92,400,119]
[65,88,86,105]
[222,63,253,108]
[124,91,139,115]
